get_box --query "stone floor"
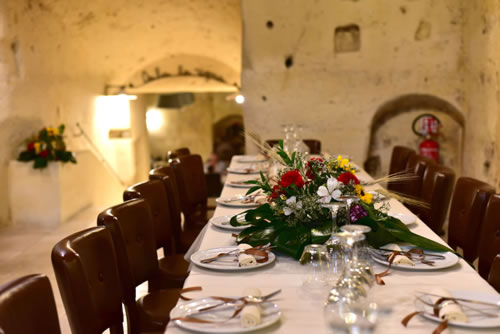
[0,205,149,333]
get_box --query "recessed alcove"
[334,24,361,53]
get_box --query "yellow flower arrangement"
[355,184,373,204]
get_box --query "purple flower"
[350,203,368,222]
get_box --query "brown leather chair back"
[168,147,191,160]
[448,177,495,263]
[124,179,176,254]
[478,194,500,279]
[171,154,208,224]
[402,152,435,198]
[387,146,415,192]
[149,166,183,245]
[52,227,124,334]
[0,274,61,334]
[97,199,159,334]
[414,163,455,235]
[265,139,321,154]
[488,254,500,293]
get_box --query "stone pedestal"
[7,160,91,226]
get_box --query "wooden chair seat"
[136,290,181,330]
[151,256,190,290]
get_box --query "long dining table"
[165,155,499,333]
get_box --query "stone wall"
[241,0,464,167]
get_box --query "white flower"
[283,196,303,216]
[317,177,342,203]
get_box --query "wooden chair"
[149,166,200,253]
[447,178,495,264]
[402,152,435,199]
[97,200,181,333]
[167,147,191,160]
[52,227,126,334]
[412,163,455,235]
[488,254,500,293]
[171,154,214,228]
[387,146,415,193]
[478,194,500,279]
[265,139,322,154]
[124,179,190,289]
[0,274,61,334]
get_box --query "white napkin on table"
[384,243,415,266]
[241,287,262,328]
[238,253,257,267]
[429,288,468,323]
[237,243,253,251]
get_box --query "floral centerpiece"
[230,142,452,260]
[18,124,77,169]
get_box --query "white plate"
[226,179,258,188]
[227,167,263,175]
[371,245,459,270]
[210,215,249,231]
[389,213,417,225]
[171,297,281,333]
[191,247,276,271]
[236,155,268,163]
[415,290,500,328]
[216,195,266,208]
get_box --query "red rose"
[39,149,50,158]
[279,170,305,189]
[27,142,35,151]
[270,185,282,199]
[306,158,324,180]
[337,172,360,185]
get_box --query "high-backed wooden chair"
[402,152,435,199]
[167,147,191,160]
[52,227,126,334]
[171,154,213,228]
[387,146,415,193]
[97,200,180,333]
[124,179,190,289]
[413,163,455,235]
[0,274,61,334]
[265,139,322,154]
[447,178,495,264]
[488,254,500,293]
[478,194,500,278]
[149,166,199,253]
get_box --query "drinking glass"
[322,203,347,284]
[299,244,330,294]
[293,125,309,154]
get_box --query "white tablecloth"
[167,156,499,333]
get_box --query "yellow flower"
[340,158,350,168]
[355,184,373,204]
[336,155,343,162]
[34,142,41,154]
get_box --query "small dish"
[210,215,249,231]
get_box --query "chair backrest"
[149,166,183,245]
[488,254,500,293]
[97,199,159,334]
[448,177,495,263]
[168,147,191,160]
[387,146,415,192]
[402,152,435,198]
[0,274,61,334]
[52,227,124,334]
[414,163,455,235]
[478,194,500,278]
[124,179,176,254]
[265,139,321,154]
[171,154,208,224]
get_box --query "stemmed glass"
[299,244,330,297]
[324,231,379,332]
[322,203,348,284]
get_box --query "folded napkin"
[238,253,257,267]
[241,287,262,328]
[237,243,253,251]
[384,243,415,266]
[429,288,468,323]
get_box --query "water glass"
[299,244,329,290]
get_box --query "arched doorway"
[365,94,465,177]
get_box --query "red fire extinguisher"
[412,114,441,163]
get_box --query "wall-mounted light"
[226,92,245,104]
[146,108,164,132]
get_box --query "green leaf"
[388,229,455,253]
[310,220,332,244]
[58,124,65,134]
[33,157,48,169]
[245,186,262,196]
[236,224,280,246]
[279,140,283,149]
[18,151,36,162]
[274,225,310,259]
[260,171,266,182]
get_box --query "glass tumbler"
[299,244,330,293]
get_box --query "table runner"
[167,155,498,333]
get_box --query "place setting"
[170,287,282,333]
[209,214,250,231]
[226,178,260,188]
[226,163,268,175]
[190,243,276,271]
[215,192,267,208]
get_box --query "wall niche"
[334,24,361,53]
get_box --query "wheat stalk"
[363,170,418,186]
[375,188,430,208]
[244,131,286,165]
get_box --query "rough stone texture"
[0,0,242,225]
[241,0,464,165]
[462,0,500,189]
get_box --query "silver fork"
[196,289,282,313]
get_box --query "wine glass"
[299,244,330,297]
[322,203,347,285]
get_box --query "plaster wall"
[241,0,464,164]
[462,0,500,188]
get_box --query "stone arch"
[213,114,245,161]
[365,94,464,176]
